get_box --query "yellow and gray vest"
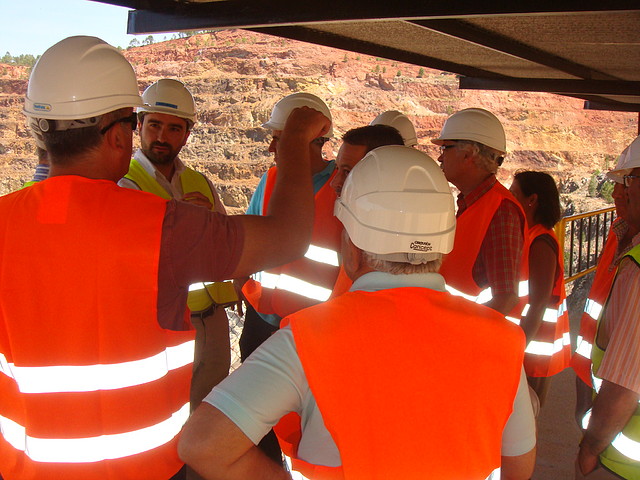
[124,158,237,311]
[583,243,640,479]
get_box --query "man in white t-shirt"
[179,146,536,480]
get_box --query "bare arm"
[500,368,537,480]
[230,107,330,278]
[520,238,557,344]
[576,380,639,475]
[501,447,536,480]
[485,293,519,316]
[179,403,291,480]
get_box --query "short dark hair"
[342,124,404,153]
[514,170,562,229]
[43,109,128,165]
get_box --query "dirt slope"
[0,29,636,213]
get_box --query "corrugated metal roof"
[96,0,640,111]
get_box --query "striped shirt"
[457,175,525,296]
[598,232,640,394]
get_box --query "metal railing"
[555,206,616,283]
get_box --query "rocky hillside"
[1,29,637,214]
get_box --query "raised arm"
[230,107,330,278]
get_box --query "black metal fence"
[555,207,616,283]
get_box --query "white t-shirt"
[206,272,536,473]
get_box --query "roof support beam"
[249,25,502,79]
[459,77,640,96]
[125,0,639,34]
[413,19,617,81]
[584,101,640,113]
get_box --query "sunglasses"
[623,174,640,188]
[100,112,138,135]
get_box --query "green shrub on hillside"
[587,171,600,197]
[600,181,614,203]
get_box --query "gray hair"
[456,140,504,174]
[361,251,443,274]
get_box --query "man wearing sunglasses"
[577,135,640,480]
[0,36,327,480]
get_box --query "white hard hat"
[432,108,506,154]
[334,145,455,256]
[607,135,640,183]
[24,36,142,127]
[138,79,196,127]
[263,92,333,137]
[370,110,418,146]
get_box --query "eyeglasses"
[100,112,138,135]
[438,143,458,154]
[623,174,640,187]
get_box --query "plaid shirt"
[457,175,525,296]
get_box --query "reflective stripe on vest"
[525,332,571,356]
[571,221,620,386]
[0,339,194,393]
[243,167,343,318]
[252,244,339,302]
[445,284,493,304]
[253,271,333,303]
[575,335,593,360]
[584,299,604,320]
[304,244,340,267]
[0,403,189,463]
[446,280,527,306]
[572,298,601,362]
[440,180,527,300]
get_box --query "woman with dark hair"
[510,171,571,405]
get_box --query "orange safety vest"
[276,287,524,480]
[243,166,344,318]
[518,225,571,377]
[439,181,528,306]
[570,219,620,386]
[0,176,194,480]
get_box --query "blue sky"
[1,0,173,57]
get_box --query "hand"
[576,445,599,477]
[182,191,213,210]
[282,106,331,143]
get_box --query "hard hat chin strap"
[35,116,101,133]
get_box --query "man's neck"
[310,155,328,176]
[459,171,494,197]
[49,156,118,182]
[154,161,176,182]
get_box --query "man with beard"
[119,78,237,409]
